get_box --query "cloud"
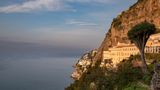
[0,0,66,13]
[29,27,103,49]
[66,0,112,3]
[0,40,84,58]
[0,26,104,50]
[0,0,114,13]
[66,19,98,26]
[0,26,104,58]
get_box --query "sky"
[0,0,137,58]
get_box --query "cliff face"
[71,0,160,80]
[71,50,97,80]
[94,0,160,60]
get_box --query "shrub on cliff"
[115,61,143,89]
[65,60,115,90]
[66,55,151,90]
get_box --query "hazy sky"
[0,0,137,58]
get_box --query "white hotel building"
[102,33,160,66]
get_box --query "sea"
[0,57,76,90]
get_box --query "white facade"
[103,44,139,65]
[102,33,160,65]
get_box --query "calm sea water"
[0,57,76,90]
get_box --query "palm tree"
[127,21,156,73]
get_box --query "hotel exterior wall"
[103,45,139,65]
[103,46,160,65]
[102,33,160,66]
[145,46,160,53]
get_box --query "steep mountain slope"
[94,0,160,60]
[68,0,160,88]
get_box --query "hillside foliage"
[66,53,160,90]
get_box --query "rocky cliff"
[71,0,160,80]
[94,0,160,61]
[71,49,97,80]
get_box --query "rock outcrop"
[71,49,97,80]
[94,0,160,61]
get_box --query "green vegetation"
[124,82,150,90]
[127,22,156,73]
[113,18,122,29]
[145,53,160,62]
[66,54,157,90]
[128,0,144,11]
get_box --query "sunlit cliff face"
[94,0,160,60]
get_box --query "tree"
[127,21,156,74]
